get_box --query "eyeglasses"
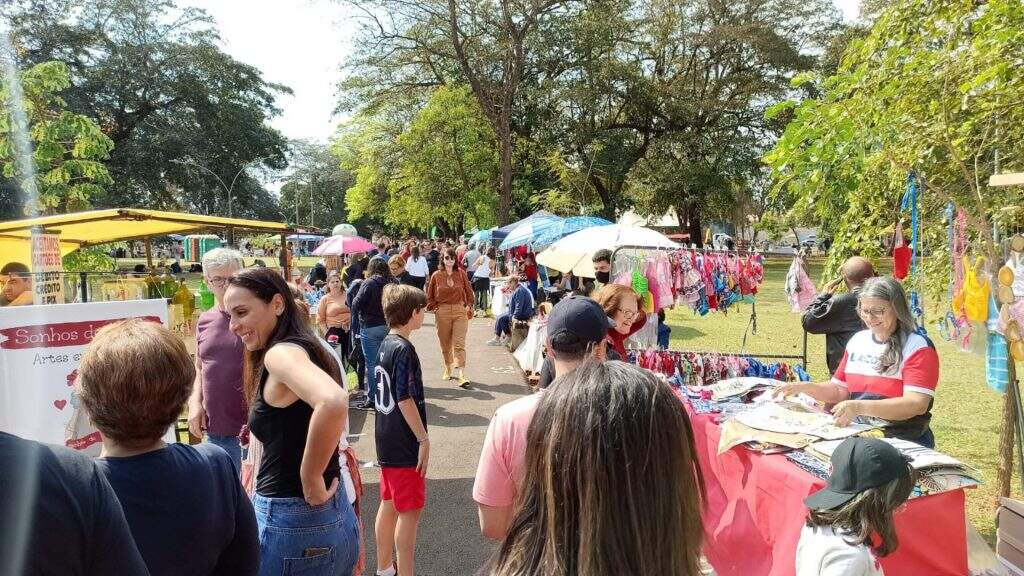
[858,306,891,319]
[206,276,230,287]
[617,308,638,319]
[443,256,455,261]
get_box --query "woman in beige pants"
[426,246,475,388]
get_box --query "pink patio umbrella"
[312,235,375,256]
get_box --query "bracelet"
[418,437,429,444]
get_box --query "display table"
[685,403,969,576]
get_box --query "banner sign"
[30,231,64,305]
[0,300,170,455]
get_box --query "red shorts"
[380,467,426,512]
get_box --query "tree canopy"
[764,0,1024,295]
[3,0,290,220]
[0,59,113,216]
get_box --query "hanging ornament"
[892,223,911,280]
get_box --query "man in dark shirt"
[801,256,874,373]
[0,431,149,576]
[343,254,368,289]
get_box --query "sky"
[183,0,862,146]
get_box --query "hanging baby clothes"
[785,257,817,312]
[963,257,991,323]
[892,224,911,280]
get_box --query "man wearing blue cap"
[473,295,612,540]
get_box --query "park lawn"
[663,256,1020,543]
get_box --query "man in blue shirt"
[488,275,534,346]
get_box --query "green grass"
[664,257,1019,543]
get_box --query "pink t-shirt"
[473,392,543,508]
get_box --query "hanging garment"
[893,224,911,280]
[963,257,991,322]
[785,257,817,312]
[987,292,1010,393]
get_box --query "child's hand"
[416,439,430,478]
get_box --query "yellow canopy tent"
[0,209,296,269]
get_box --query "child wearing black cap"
[796,437,916,576]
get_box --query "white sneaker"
[487,338,503,346]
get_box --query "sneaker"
[352,400,375,411]
[487,338,503,346]
[441,366,451,380]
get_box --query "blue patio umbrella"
[498,215,563,250]
[468,228,495,245]
[532,216,612,250]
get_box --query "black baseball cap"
[804,437,912,511]
[546,295,613,347]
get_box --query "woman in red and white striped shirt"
[776,276,940,447]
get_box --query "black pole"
[79,272,88,303]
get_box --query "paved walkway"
[347,312,528,575]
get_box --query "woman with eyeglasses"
[426,247,475,388]
[776,276,940,447]
[592,284,648,361]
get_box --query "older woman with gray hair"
[777,276,940,447]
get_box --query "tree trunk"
[688,206,703,248]
[997,362,1018,502]
[498,122,513,226]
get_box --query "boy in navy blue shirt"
[374,284,429,576]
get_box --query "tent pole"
[998,359,1019,501]
[145,237,153,269]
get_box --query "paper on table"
[706,377,782,401]
[717,419,818,454]
[733,402,879,439]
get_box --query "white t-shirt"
[406,256,429,278]
[464,249,481,271]
[796,525,884,576]
[473,255,492,279]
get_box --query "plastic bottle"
[199,280,215,311]
[173,280,195,319]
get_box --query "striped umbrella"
[532,216,612,250]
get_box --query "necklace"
[445,270,454,287]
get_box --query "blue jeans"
[361,325,389,405]
[495,313,512,337]
[206,433,242,473]
[253,491,359,576]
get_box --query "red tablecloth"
[687,407,969,576]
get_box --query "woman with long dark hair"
[406,246,429,291]
[471,246,496,316]
[224,267,358,576]
[490,361,705,576]
[352,257,392,410]
[427,246,474,388]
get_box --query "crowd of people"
[0,233,942,576]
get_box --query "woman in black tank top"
[225,267,359,576]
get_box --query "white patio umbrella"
[535,224,679,277]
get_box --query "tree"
[3,0,290,217]
[0,59,113,216]
[765,0,1024,285]
[336,85,499,236]
[278,140,355,229]
[340,0,579,225]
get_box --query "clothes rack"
[611,244,808,367]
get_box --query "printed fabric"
[374,334,427,468]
